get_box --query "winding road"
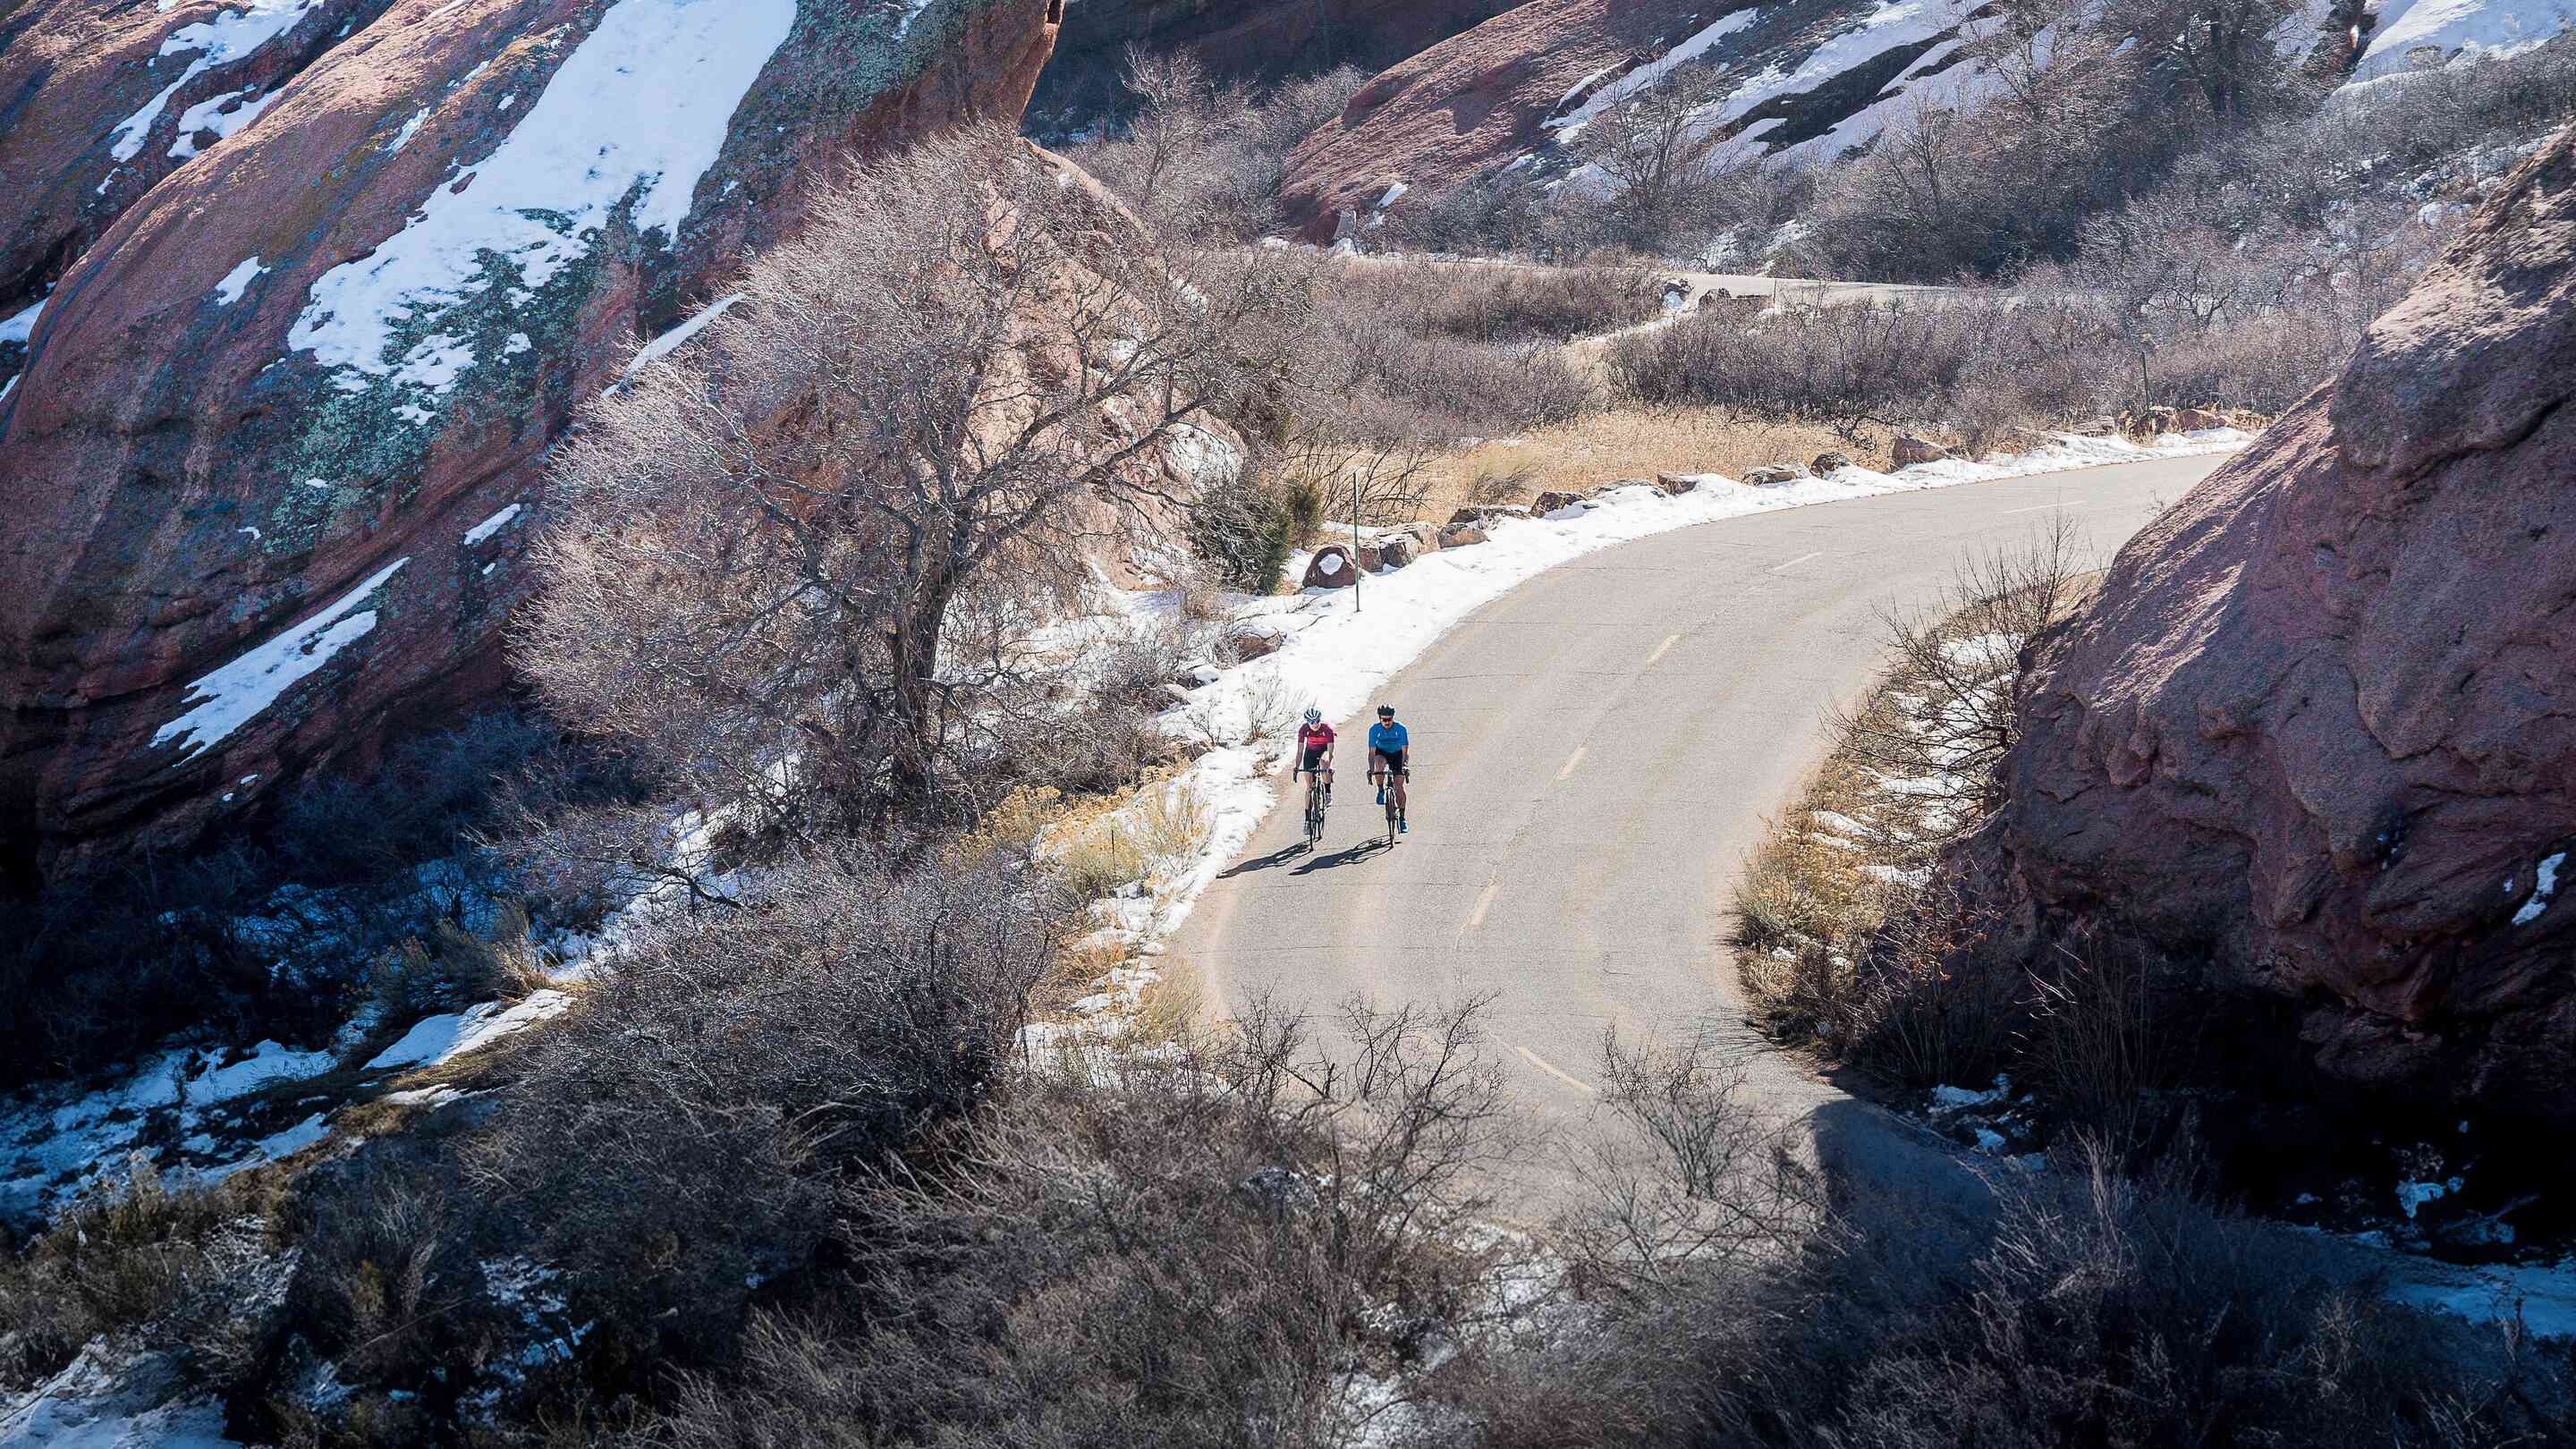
[1177,453,2224,1211]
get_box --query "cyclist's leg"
[1391,753,1409,815]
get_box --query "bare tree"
[521,125,1308,833]
[1580,61,1733,248]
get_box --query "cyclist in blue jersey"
[1367,705,1410,833]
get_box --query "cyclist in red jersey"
[1294,708,1336,805]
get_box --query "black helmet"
[1376,705,1395,717]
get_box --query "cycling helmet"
[1377,704,1395,717]
[1302,707,1323,726]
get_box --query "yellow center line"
[1644,631,1681,665]
[1555,745,1586,781]
[1513,1043,1597,1095]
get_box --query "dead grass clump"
[1412,406,1864,523]
[0,1158,288,1391]
[365,905,548,1024]
[1043,768,1215,902]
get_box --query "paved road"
[1178,455,2224,1212]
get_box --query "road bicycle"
[1301,768,1329,851]
[1378,767,1409,846]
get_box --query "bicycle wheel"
[1305,786,1325,848]
[1385,794,1398,846]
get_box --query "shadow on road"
[1216,842,1313,878]
[1291,838,1394,874]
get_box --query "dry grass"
[1411,406,1877,524]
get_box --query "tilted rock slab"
[1965,124,2576,1126]
[1030,0,1512,128]
[1279,0,1987,242]
[0,0,1063,870]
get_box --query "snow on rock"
[2512,850,2563,926]
[149,555,409,760]
[461,502,523,546]
[168,87,278,158]
[2392,1255,2576,1339]
[0,1345,242,1449]
[107,0,324,164]
[286,0,795,404]
[2353,0,2574,80]
[0,1038,337,1221]
[210,255,266,305]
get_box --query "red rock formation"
[1280,0,1690,239]
[0,0,1063,872]
[1969,124,2576,1125]
[1029,0,1513,128]
[0,0,397,377]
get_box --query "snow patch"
[151,556,409,760]
[167,87,277,158]
[211,256,267,306]
[364,991,573,1072]
[2512,850,2563,925]
[462,502,523,546]
[108,0,322,163]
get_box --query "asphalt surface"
[1177,453,2227,1212]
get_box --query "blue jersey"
[1368,721,1410,755]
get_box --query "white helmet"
[1302,707,1323,726]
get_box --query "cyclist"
[1368,705,1410,834]
[1293,708,1336,805]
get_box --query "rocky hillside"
[0,0,1062,875]
[1026,0,1513,131]
[1275,0,2569,242]
[1962,123,2576,1131]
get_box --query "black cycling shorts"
[1375,749,1408,775]
[1301,745,1328,772]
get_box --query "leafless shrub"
[1326,258,1662,344]
[1831,514,2092,826]
[1450,1127,2576,1449]
[462,850,1058,1361]
[649,996,1526,1449]
[1557,1029,1826,1299]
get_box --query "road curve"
[1176,454,2228,1208]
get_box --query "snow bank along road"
[1177,455,2213,1215]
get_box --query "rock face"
[0,0,402,390]
[1279,0,2004,241]
[0,0,1064,874]
[1964,126,2576,1128]
[1028,0,1512,131]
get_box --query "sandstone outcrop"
[1962,125,2576,1128]
[1279,0,1986,241]
[1029,0,1512,128]
[0,0,1066,872]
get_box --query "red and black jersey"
[1297,722,1335,756]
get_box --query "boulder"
[2172,406,2230,431]
[1529,489,1589,517]
[1956,126,2576,1131]
[1229,626,1284,662]
[1741,463,1807,486]
[1302,545,1358,589]
[1653,471,1701,496]
[1892,435,1952,466]
[2073,417,2120,436]
[1379,536,1422,569]
[0,0,1068,869]
[1447,504,1528,526]
[1810,450,1852,475]
[1437,522,1487,548]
